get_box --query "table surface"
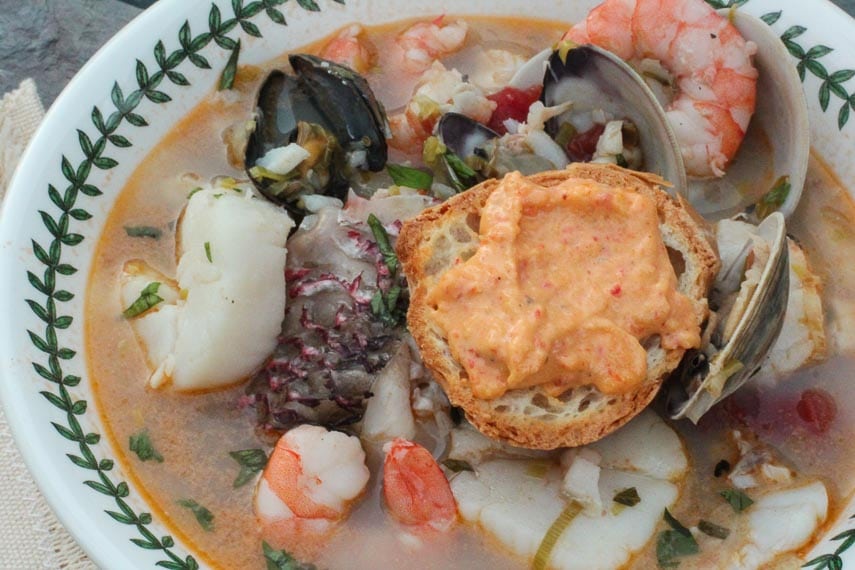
[1,0,854,105]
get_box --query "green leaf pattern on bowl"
[20,0,855,567]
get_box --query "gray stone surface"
[0,0,854,107]
[0,0,142,106]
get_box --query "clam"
[685,11,810,221]
[245,54,390,216]
[540,45,686,191]
[666,212,790,423]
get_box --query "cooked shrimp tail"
[382,438,458,532]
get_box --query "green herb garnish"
[532,501,583,570]
[366,214,407,326]
[128,430,163,463]
[755,175,791,220]
[367,214,397,273]
[656,509,699,568]
[177,498,214,532]
[187,187,203,199]
[613,487,641,507]
[444,151,478,192]
[698,519,730,540]
[720,488,754,513]
[122,282,164,318]
[124,225,162,239]
[616,153,628,168]
[229,449,268,488]
[204,241,213,263]
[262,541,317,570]
[442,459,474,473]
[219,39,241,91]
[387,163,433,190]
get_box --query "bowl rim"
[1,0,854,568]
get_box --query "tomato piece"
[486,85,542,134]
[796,388,837,434]
[566,123,606,162]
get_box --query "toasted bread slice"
[397,164,720,449]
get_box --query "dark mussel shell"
[245,54,389,213]
[540,44,686,193]
[437,112,500,161]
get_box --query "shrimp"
[319,24,376,75]
[566,0,758,178]
[396,16,469,73]
[388,62,496,154]
[382,438,457,532]
[254,425,370,550]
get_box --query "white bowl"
[2,0,854,567]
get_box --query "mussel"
[666,212,790,422]
[245,54,390,216]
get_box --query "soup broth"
[86,15,855,570]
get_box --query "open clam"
[685,11,810,221]
[435,44,686,190]
[540,45,686,191]
[244,54,390,217]
[666,212,790,423]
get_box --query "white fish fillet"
[121,186,294,391]
[362,343,417,442]
[450,411,687,570]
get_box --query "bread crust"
[397,164,720,449]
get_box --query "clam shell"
[686,11,810,221]
[541,45,686,193]
[670,212,790,422]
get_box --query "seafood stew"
[86,5,855,570]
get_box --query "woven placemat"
[0,79,96,570]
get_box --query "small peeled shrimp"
[319,24,376,74]
[396,16,468,72]
[566,0,758,177]
[255,425,370,546]
[383,438,457,532]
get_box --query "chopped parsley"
[177,498,214,532]
[128,430,163,463]
[124,225,162,239]
[204,241,213,263]
[387,163,433,190]
[229,449,268,488]
[755,175,791,220]
[656,509,699,568]
[698,519,731,540]
[613,487,641,507]
[187,187,203,199]
[122,282,164,318]
[219,39,241,91]
[720,488,754,513]
[262,541,317,570]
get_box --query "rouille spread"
[426,172,700,400]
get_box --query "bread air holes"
[642,335,661,351]
[466,212,480,233]
[666,246,686,279]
